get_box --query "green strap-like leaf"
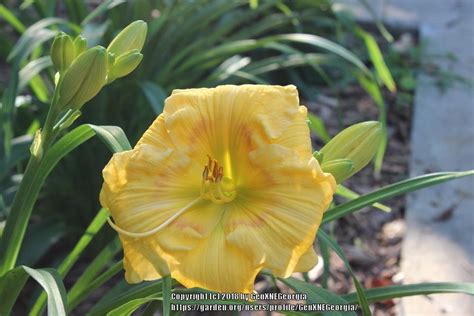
[357,28,396,93]
[279,276,356,316]
[89,280,165,315]
[0,135,32,181]
[323,171,474,224]
[0,4,26,33]
[342,282,474,304]
[318,231,371,316]
[7,18,78,62]
[88,124,132,153]
[69,260,124,312]
[107,296,162,316]
[308,112,331,143]
[336,185,391,212]
[30,209,111,315]
[81,0,127,25]
[0,266,67,316]
[18,56,53,92]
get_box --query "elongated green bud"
[321,159,354,183]
[73,35,88,57]
[58,46,108,111]
[318,121,382,179]
[50,32,75,72]
[107,49,143,83]
[107,20,147,57]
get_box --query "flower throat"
[200,155,237,204]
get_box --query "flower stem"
[0,87,62,275]
[0,155,42,274]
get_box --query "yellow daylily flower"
[100,85,336,293]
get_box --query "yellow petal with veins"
[100,85,336,292]
[225,144,334,277]
[294,246,318,272]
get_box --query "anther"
[202,166,209,179]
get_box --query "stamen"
[202,166,209,179]
[107,197,201,238]
[201,155,236,204]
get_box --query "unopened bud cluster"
[50,20,147,112]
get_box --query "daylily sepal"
[321,158,354,183]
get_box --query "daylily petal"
[120,234,169,283]
[225,144,335,277]
[163,85,304,177]
[294,246,318,272]
[100,84,337,293]
[101,145,201,233]
[135,114,174,149]
[164,222,260,293]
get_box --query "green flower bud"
[73,35,88,57]
[318,121,382,179]
[321,158,354,183]
[107,49,143,83]
[50,32,75,72]
[58,46,108,111]
[107,20,147,57]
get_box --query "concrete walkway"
[335,0,474,315]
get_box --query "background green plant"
[1,0,473,315]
